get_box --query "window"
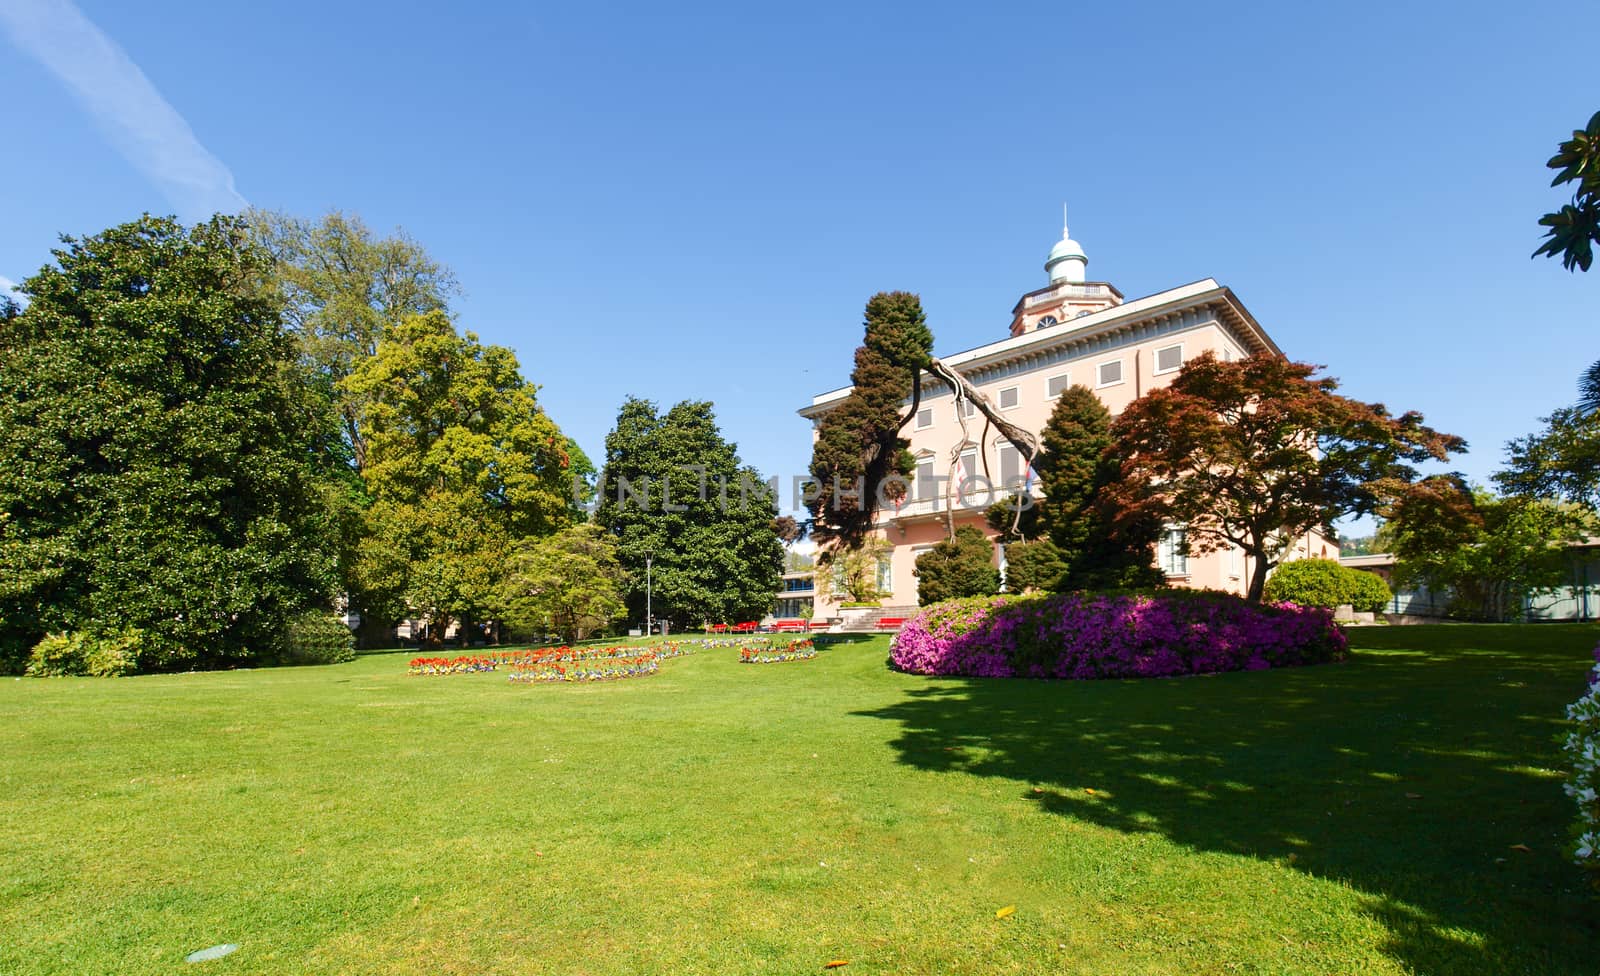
[1159,527,1189,576]
[1097,360,1124,387]
[1047,374,1071,398]
[1035,315,1058,329]
[998,443,1021,488]
[915,407,933,429]
[958,447,979,480]
[998,386,1019,409]
[1155,344,1183,374]
[876,555,893,594]
[915,457,937,501]
[957,399,977,420]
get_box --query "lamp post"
[645,550,654,635]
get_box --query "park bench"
[875,617,907,630]
[707,623,729,634]
[769,619,809,632]
[733,621,760,634]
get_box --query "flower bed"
[890,591,1347,680]
[507,653,660,682]
[738,638,816,664]
[407,642,693,680]
[1564,642,1600,876]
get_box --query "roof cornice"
[800,279,1282,419]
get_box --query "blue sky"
[2,0,1596,527]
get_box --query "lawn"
[1,626,1597,974]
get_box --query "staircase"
[836,605,921,634]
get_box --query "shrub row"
[23,612,355,676]
[890,590,1347,680]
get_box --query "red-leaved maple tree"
[1107,353,1465,601]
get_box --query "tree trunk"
[926,357,1039,458]
[1247,558,1270,603]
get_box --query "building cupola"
[1044,205,1088,284]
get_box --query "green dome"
[1046,237,1086,265]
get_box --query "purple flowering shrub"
[890,590,1347,680]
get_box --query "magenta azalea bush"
[890,591,1347,679]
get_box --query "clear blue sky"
[3,0,1597,527]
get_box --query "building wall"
[809,316,1337,618]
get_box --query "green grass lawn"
[2,626,1597,974]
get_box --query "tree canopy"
[807,292,932,550]
[1033,384,1163,591]
[343,310,576,642]
[1383,476,1589,621]
[1107,352,1464,601]
[502,523,626,643]
[249,209,458,473]
[595,398,784,629]
[0,215,337,671]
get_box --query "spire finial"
[1062,202,1070,238]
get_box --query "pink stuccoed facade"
[798,219,1337,619]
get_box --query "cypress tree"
[1034,385,1163,590]
[807,292,933,550]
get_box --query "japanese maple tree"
[1107,353,1465,601]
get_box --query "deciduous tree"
[344,311,575,642]
[1108,353,1464,601]
[1498,406,1600,509]
[1384,477,1588,621]
[503,523,626,643]
[249,209,458,472]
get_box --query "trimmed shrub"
[281,613,357,665]
[25,629,142,677]
[1263,558,1392,613]
[891,590,1347,680]
[915,526,1000,605]
[1343,569,1393,614]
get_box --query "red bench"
[707,623,729,634]
[770,619,813,632]
[733,621,760,634]
[875,617,907,630]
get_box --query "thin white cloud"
[0,0,247,219]
[0,275,24,307]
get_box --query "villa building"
[797,215,1337,620]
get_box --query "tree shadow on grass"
[854,626,1600,975]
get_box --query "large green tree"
[1384,476,1589,621]
[502,523,625,643]
[249,209,458,472]
[1497,406,1600,509]
[343,311,575,643]
[1108,353,1464,601]
[595,398,784,630]
[0,215,338,671]
[1033,384,1163,591]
